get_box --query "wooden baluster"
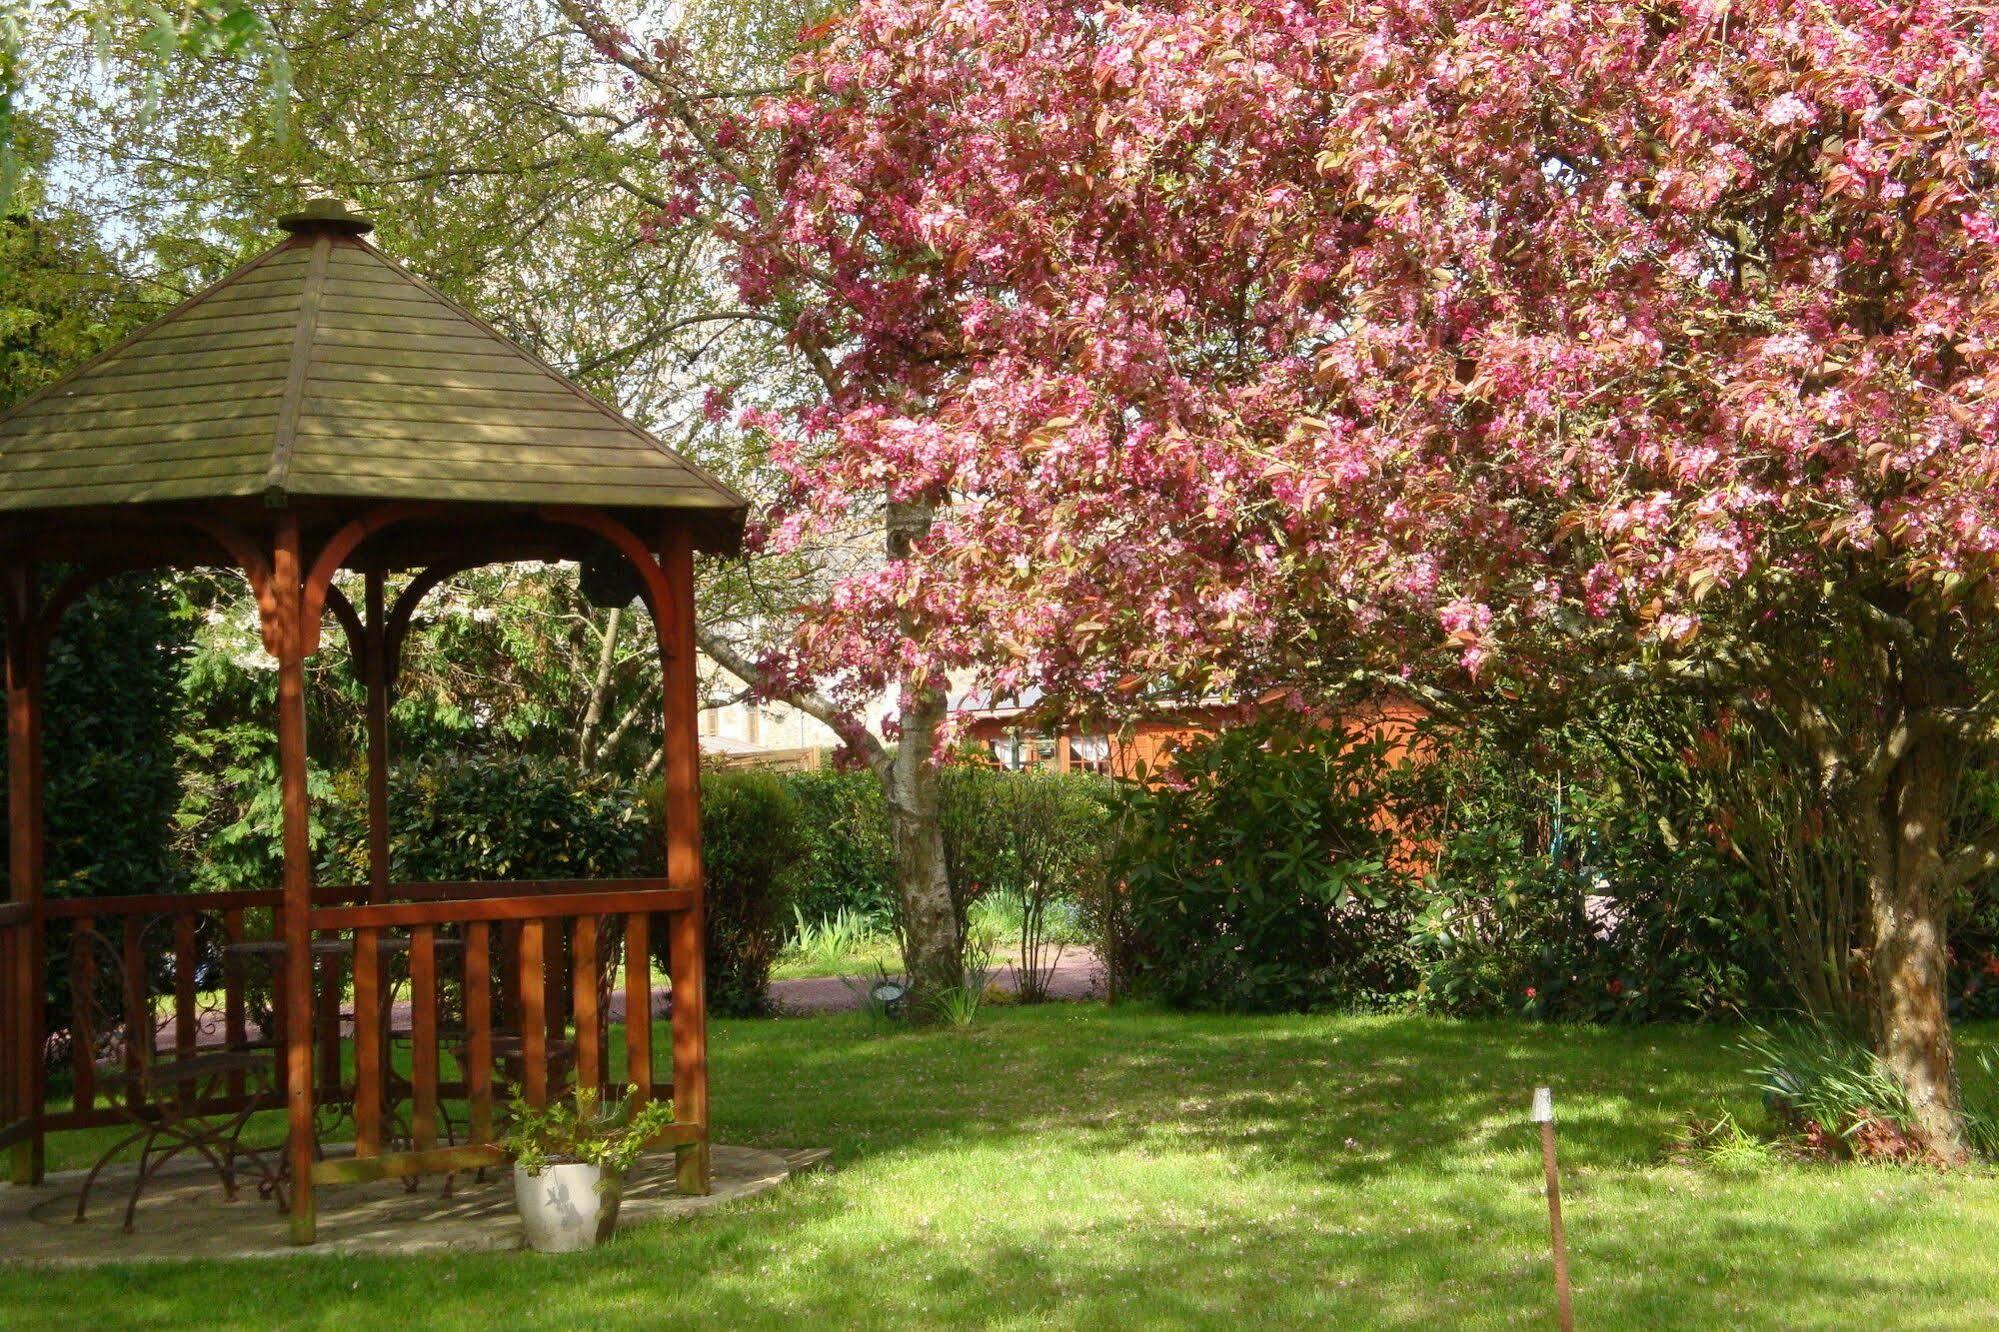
[572,916,601,1100]
[173,913,197,1106]
[121,917,146,1110]
[625,911,652,1105]
[223,909,246,1101]
[519,919,547,1108]
[317,933,341,1097]
[3,924,18,1135]
[70,919,94,1116]
[465,921,493,1144]
[5,924,20,1130]
[270,904,288,1099]
[353,926,382,1157]
[411,926,438,1152]
[1,926,14,1130]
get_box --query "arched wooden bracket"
[187,517,282,656]
[535,507,671,624]
[302,503,445,654]
[383,560,484,688]
[321,584,370,681]
[35,557,168,652]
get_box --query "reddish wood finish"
[173,913,197,1104]
[384,561,479,686]
[274,516,318,1245]
[316,933,341,1099]
[625,910,652,1106]
[660,525,710,1193]
[519,919,547,1108]
[120,918,145,1110]
[573,916,601,1096]
[309,886,687,930]
[353,925,382,1158]
[69,918,95,1115]
[465,921,493,1144]
[3,508,716,1236]
[5,564,45,1183]
[410,926,438,1151]
[301,502,442,653]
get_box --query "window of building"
[1070,734,1111,775]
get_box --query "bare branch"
[695,624,885,762]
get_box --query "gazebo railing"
[0,900,32,1162]
[17,881,699,1185]
[306,880,698,1187]
[45,890,265,1131]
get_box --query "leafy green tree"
[1,170,187,901]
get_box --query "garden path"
[766,946,1106,1015]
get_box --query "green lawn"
[5,1006,1999,1329]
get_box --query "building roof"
[0,199,747,551]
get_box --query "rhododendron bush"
[590,0,1999,1146]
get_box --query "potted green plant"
[501,1085,676,1253]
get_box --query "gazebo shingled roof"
[0,197,747,553]
[0,200,723,1247]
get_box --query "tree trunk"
[881,678,961,1016]
[575,606,623,769]
[874,495,962,1017]
[1864,730,1969,1161]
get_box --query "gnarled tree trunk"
[1861,726,1970,1162]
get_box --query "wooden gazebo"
[0,200,746,1243]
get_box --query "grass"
[769,932,904,981]
[770,895,1085,982]
[6,1006,1999,1328]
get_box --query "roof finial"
[277,197,374,237]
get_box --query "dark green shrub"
[647,769,807,1017]
[784,768,896,923]
[319,754,650,885]
[10,573,190,902]
[1117,717,1423,1013]
[1409,727,1770,1024]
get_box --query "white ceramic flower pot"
[514,1161,623,1253]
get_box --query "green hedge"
[644,768,806,1017]
[321,754,651,885]
[19,574,189,903]
[321,758,806,1019]
[1115,717,1423,1013]
[784,768,897,924]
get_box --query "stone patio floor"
[0,1143,828,1265]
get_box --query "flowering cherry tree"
[592,0,1999,1144]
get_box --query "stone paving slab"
[0,1144,828,1265]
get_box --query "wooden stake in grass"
[1532,1086,1574,1332]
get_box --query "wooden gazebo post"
[660,525,709,1192]
[272,518,318,1244]
[5,565,45,1187]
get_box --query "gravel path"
[768,946,1106,1015]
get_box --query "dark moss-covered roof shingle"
[0,200,747,551]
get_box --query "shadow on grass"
[7,1007,1999,1329]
